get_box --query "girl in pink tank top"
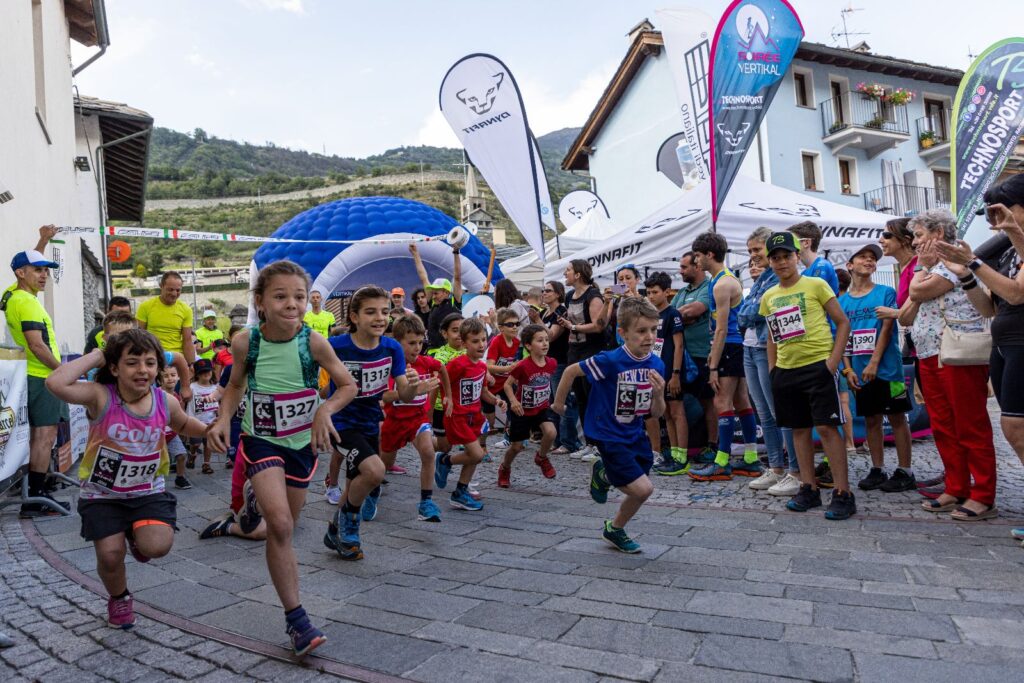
[46,329,209,631]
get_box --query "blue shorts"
[240,435,317,489]
[596,437,653,487]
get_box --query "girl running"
[45,329,210,630]
[208,260,357,658]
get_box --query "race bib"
[395,373,431,407]
[652,338,664,357]
[251,389,318,438]
[235,394,247,420]
[497,356,517,368]
[193,392,218,413]
[345,357,392,397]
[850,328,877,356]
[459,376,483,406]
[767,304,806,343]
[89,446,161,494]
[615,377,653,423]
[521,381,551,410]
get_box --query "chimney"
[627,19,654,43]
[851,40,872,54]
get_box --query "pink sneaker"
[386,464,407,475]
[107,595,136,629]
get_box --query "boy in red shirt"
[381,315,452,522]
[435,318,506,511]
[499,324,558,488]
[482,307,520,453]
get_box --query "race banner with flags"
[951,39,1024,237]
[440,54,547,262]
[708,0,803,222]
[655,7,715,191]
[558,190,610,228]
[531,135,556,232]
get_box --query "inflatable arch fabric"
[250,196,503,312]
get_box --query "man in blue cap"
[0,226,69,517]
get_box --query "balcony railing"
[916,110,951,149]
[863,184,950,216]
[820,93,910,138]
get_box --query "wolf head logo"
[456,73,505,115]
[716,122,751,148]
[568,199,599,220]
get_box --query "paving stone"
[467,525,570,548]
[559,617,700,662]
[814,603,960,641]
[542,596,657,624]
[651,610,784,639]
[935,643,1024,665]
[853,651,1023,683]
[411,620,535,656]
[863,580,960,600]
[456,602,580,640]
[912,596,1023,618]
[554,536,671,560]
[471,551,579,574]
[348,584,481,620]
[907,565,1024,591]
[788,556,907,582]
[660,545,791,571]
[576,578,695,611]
[746,568,862,592]
[952,615,1024,648]
[133,579,242,618]
[448,583,550,606]
[685,591,813,625]
[406,648,598,683]
[959,588,1024,605]
[570,564,676,586]
[526,641,661,681]
[405,557,507,583]
[671,573,786,598]
[482,568,590,596]
[694,633,853,682]
[784,624,937,658]
[783,585,915,610]
[654,662,792,683]
[197,601,289,645]
[317,621,449,675]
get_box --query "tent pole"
[554,231,562,259]
[481,247,496,293]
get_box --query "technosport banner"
[709,0,803,222]
[655,7,715,191]
[440,54,547,261]
[558,189,610,229]
[951,39,1024,237]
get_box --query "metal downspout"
[72,0,110,76]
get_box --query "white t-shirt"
[911,263,986,360]
[188,383,220,425]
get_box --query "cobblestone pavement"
[3,400,1023,682]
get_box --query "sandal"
[202,464,214,475]
[950,504,998,521]
[921,497,964,513]
[550,446,570,456]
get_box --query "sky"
[73,0,1024,159]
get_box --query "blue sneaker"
[732,459,764,478]
[482,451,493,463]
[688,462,733,481]
[590,460,610,504]
[695,447,716,464]
[450,488,483,511]
[287,617,326,658]
[1011,528,1024,540]
[361,489,381,521]
[434,452,451,490]
[324,509,363,560]
[786,483,823,512]
[602,520,641,554]
[417,498,442,522]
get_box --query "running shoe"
[768,472,802,496]
[688,462,732,482]
[174,475,193,490]
[362,489,381,522]
[917,474,945,488]
[468,483,482,501]
[287,618,326,658]
[731,460,763,478]
[879,468,916,493]
[107,595,136,630]
[786,483,823,512]
[497,464,511,488]
[857,467,888,491]
[482,451,493,463]
[815,462,834,488]
[824,489,857,520]
[18,494,67,518]
[386,464,407,475]
[199,516,233,540]
[694,447,717,465]
[124,530,151,564]
[417,498,442,522]
[534,454,556,479]
[451,488,483,511]
[238,480,262,535]
[325,486,342,506]
[201,464,214,474]
[602,520,640,554]
[653,451,666,468]
[748,469,782,490]
[590,460,610,504]
[323,509,363,561]
[918,483,945,500]
[493,437,511,450]
[575,445,600,462]
[434,452,451,490]
[1011,528,1024,540]
[653,456,689,476]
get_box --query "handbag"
[938,292,991,366]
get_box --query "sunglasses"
[542,288,554,293]
[500,321,520,328]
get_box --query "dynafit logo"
[456,72,505,115]
[734,4,782,76]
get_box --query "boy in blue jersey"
[839,244,915,493]
[788,221,840,294]
[553,297,666,554]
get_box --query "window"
[793,69,812,108]
[830,80,846,124]
[924,98,949,140]
[934,171,951,204]
[802,152,822,191]
[838,157,858,195]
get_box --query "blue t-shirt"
[708,268,743,345]
[328,335,406,433]
[805,256,840,295]
[839,285,902,382]
[580,346,665,444]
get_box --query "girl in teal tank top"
[207,261,357,659]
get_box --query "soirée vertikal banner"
[709,0,803,222]
[440,54,547,262]
[951,38,1024,237]
[56,225,453,245]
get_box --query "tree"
[193,128,209,143]
[149,251,164,274]
[134,263,149,278]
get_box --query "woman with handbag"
[900,209,996,520]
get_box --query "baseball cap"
[765,232,801,255]
[426,278,452,293]
[193,359,213,373]
[202,309,217,319]
[11,250,58,271]
[391,287,405,296]
[850,243,883,261]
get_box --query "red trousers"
[918,356,997,506]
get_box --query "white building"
[0,0,152,354]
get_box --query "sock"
[285,605,307,626]
[441,453,453,467]
[28,471,46,497]
[899,467,913,477]
[606,520,623,532]
[738,409,759,463]
[455,482,468,493]
[369,485,382,498]
[715,411,735,466]
[670,446,687,464]
[420,489,432,501]
[111,589,130,600]
[341,501,360,515]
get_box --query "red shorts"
[443,412,489,446]
[380,415,431,453]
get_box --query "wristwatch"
[672,369,681,375]
[571,324,577,333]
[708,367,718,373]
[967,258,982,272]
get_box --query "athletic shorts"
[333,429,380,480]
[444,412,489,446]
[78,491,177,542]
[683,356,714,400]
[481,400,496,416]
[166,434,187,459]
[718,343,745,378]
[854,378,911,417]
[240,434,317,489]
[596,436,653,487]
[27,375,69,427]
[508,410,554,443]
[991,345,1024,418]
[380,417,431,454]
[770,361,844,430]
[431,407,446,436]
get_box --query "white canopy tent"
[544,175,893,288]
[500,208,619,288]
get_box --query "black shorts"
[718,343,745,378]
[771,361,844,430]
[481,400,496,416]
[241,435,318,489]
[508,410,554,442]
[333,429,380,480]
[684,356,714,400]
[596,437,654,487]
[78,491,177,542]
[432,407,446,436]
[854,378,911,417]
[991,345,1024,418]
